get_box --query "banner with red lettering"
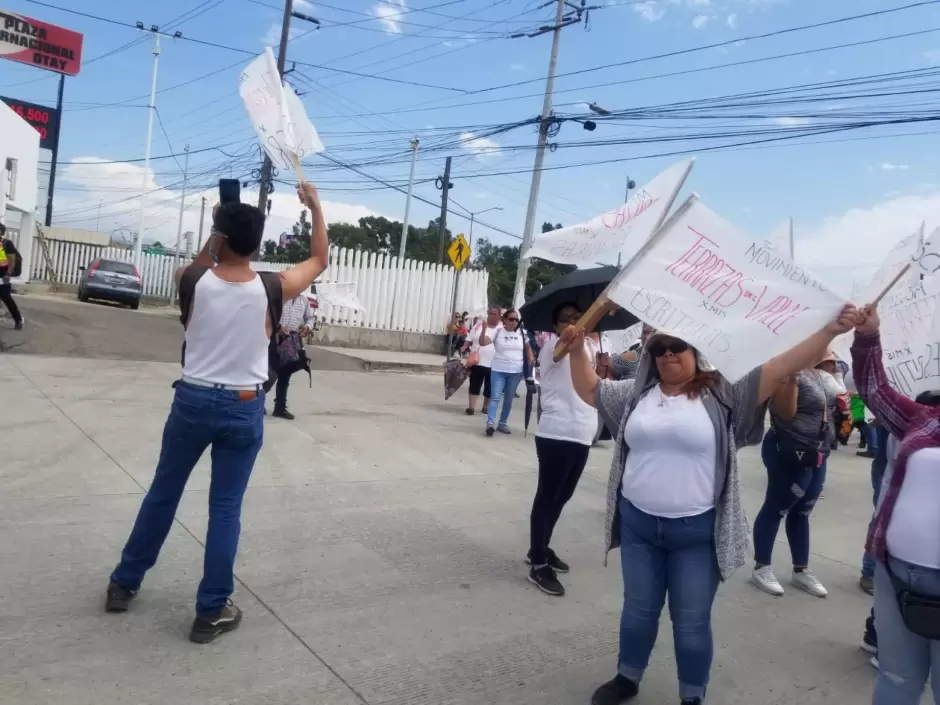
[521,159,694,266]
[0,11,83,75]
[606,195,846,382]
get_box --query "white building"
[1,104,40,284]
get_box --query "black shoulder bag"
[771,373,828,469]
[884,558,940,640]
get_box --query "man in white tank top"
[105,182,329,644]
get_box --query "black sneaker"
[189,601,243,644]
[525,549,570,574]
[272,409,295,420]
[528,565,565,596]
[862,616,878,655]
[680,699,703,705]
[105,581,137,612]
[465,408,475,416]
[485,424,495,437]
[14,318,23,331]
[591,674,639,705]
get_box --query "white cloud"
[633,1,665,22]
[726,12,738,28]
[459,132,501,160]
[925,49,940,65]
[773,116,810,126]
[261,24,301,45]
[53,157,385,250]
[881,162,910,171]
[510,63,524,71]
[692,14,710,28]
[690,0,710,5]
[375,0,406,34]
[294,0,314,11]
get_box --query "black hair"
[502,308,519,320]
[0,222,5,236]
[551,301,581,326]
[213,202,265,257]
[916,390,940,407]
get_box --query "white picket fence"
[27,238,489,334]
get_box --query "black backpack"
[177,265,284,393]
[3,239,22,277]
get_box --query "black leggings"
[0,282,21,323]
[468,365,491,397]
[529,436,590,566]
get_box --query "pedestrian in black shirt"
[0,224,24,330]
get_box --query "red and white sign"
[0,10,83,76]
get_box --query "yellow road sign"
[447,233,471,270]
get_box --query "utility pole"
[133,30,161,269]
[511,0,567,308]
[195,196,207,252]
[618,176,635,266]
[170,145,190,308]
[436,156,453,264]
[398,136,420,260]
[95,199,102,232]
[788,216,795,261]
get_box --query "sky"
[4,0,940,296]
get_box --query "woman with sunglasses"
[479,309,533,436]
[562,303,856,705]
[750,349,845,599]
[852,304,940,705]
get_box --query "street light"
[465,206,503,254]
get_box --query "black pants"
[0,282,21,323]
[274,364,298,411]
[529,436,591,565]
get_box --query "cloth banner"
[316,282,366,312]
[239,47,324,173]
[521,159,694,266]
[606,196,846,382]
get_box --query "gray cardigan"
[595,355,767,580]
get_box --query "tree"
[473,236,574,307]
[541,222,563,233]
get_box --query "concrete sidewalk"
[312,345,445,373]
[0,354,905,704]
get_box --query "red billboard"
[0,10,83,76]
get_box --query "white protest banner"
[862,225,923,303]
[878,272,940,398]
[764,218,793,258]
[239,47,324,179]
[912,224,940,277]
[606,196,846,382]
[521,159,694,266]
[316,282,366,312]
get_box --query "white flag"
[606,196,845,382]
[239,47,324,173]
[521,159,694,266]
[912,224,940,276]
[316,282,366,312]
[862,226,923,302]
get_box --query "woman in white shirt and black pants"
[479,309,533,436]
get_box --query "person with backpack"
[0,223,24,330]
[104,182,328,644]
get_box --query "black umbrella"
[523,378,537,436]
[519,266,638,333]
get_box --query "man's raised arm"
[280,182,329,301]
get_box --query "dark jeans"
[862,426,890,579]
[752,429,828,567]
[617,498,720,702]
[529,437,590,565]
[0,281,22,323]
[111,382,264,616]
[274,363,298,412]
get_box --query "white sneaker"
[870,655,879,670]
[792,568,828,597]
[752,565,784,596]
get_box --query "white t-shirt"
[536,338,599,446]
[467,322,500,368]
[887,447,940,569]
[621,386,717,518]
[490,328,526,374]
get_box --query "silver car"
[78,258,142,309]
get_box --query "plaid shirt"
[279,294,315,332]
[851,331,940,561]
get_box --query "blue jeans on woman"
[873,556,940,705]
[111,382,264,616]
[617,498,721,702]
[752,430,828,566]
[486,370,523,428]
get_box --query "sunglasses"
[505,317,519,323]
[648,340,689,357]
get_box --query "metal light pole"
[195,196,207,252]
[169,145,190,307]
[467,206,502,253]
[133,31,161,269]
[511,0,567,309]
[398,136,419,259]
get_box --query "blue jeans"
[111,382,264,616]
[617,498,720,701]
[862,426,890,579]
[873,557,940,705]
[486,370,522,427]
[752,430,828,567]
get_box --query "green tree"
[472,236,573,307]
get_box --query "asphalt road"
[0,293,364,371]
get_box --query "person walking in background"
[105,182,328,644]
[461,305,501,416]
[564,303,856,705]
[611,324,654,381]
[852,304,940,705]
[272,293,315,420]
[479,308,533,436]
[751,350,843,599]
[526,302,599,597]
[0,223,24,330]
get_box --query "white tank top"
[182,271,270,386]
[887,446,940,569]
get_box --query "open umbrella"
[443,358,470,401]
[519,266,638,333]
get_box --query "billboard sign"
[0,96,60,150]
[0,10,83,75]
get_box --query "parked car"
[78,259,142,309]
